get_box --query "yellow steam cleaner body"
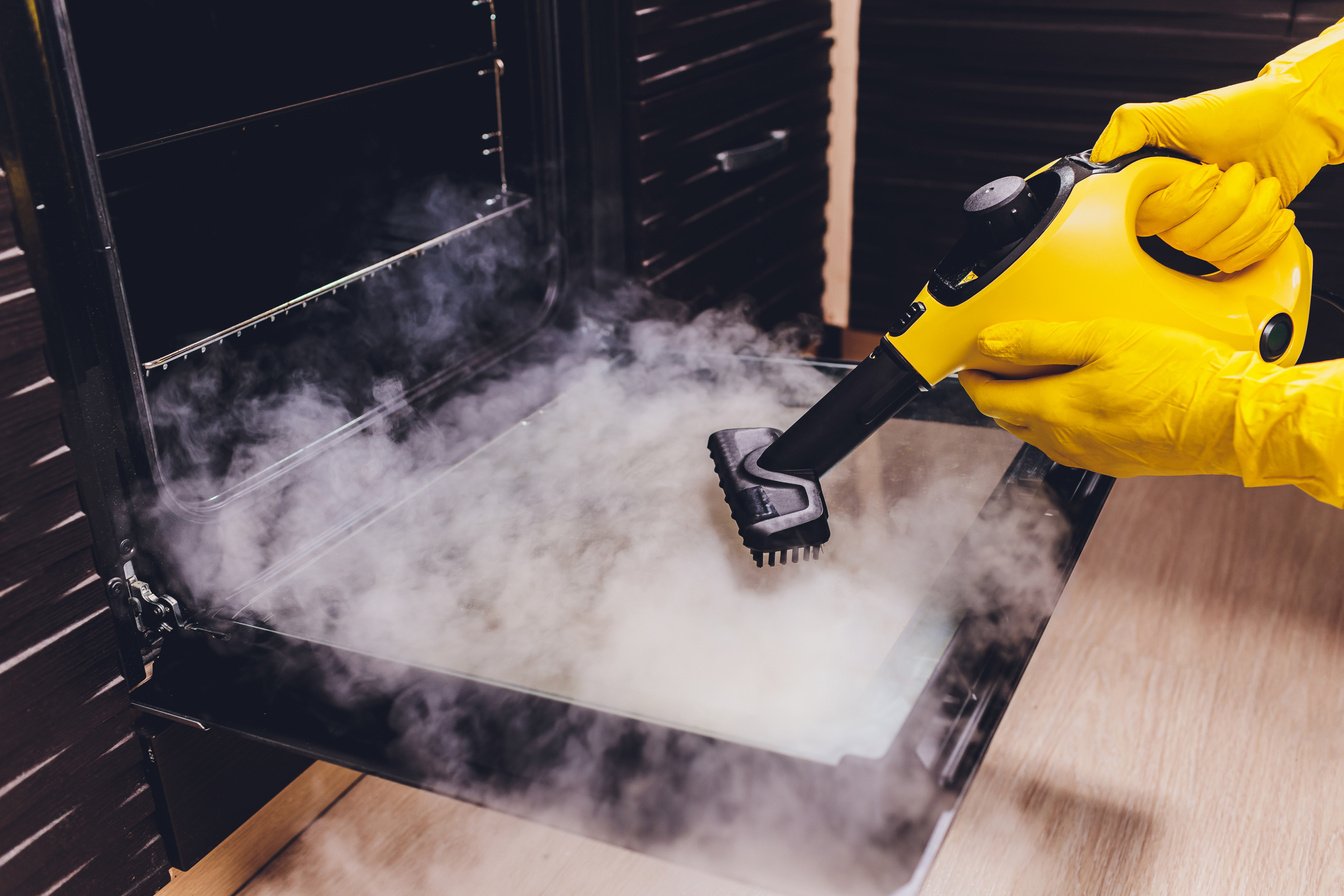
[707,148,1312,567]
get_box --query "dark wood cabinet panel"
[0,278,45,360]
[625,0,830,95]
[1293,2,1344,35]
[891,0,1290,22]
[650,182,828,306]
[627,39,830,294]
[622,6,831,321]
[0,170,171,896]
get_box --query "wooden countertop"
[921,474,1344,895]
[175,474,1344,895]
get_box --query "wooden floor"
[182,475,1344,895]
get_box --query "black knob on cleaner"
[963,175,1041,248]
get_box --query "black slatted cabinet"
[619,0,832,325]
[0,166,171,895]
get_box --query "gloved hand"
[1126,161,1295,274]
[959,319,1344,508]
[1092,19,1344,272]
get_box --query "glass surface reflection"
[210,357,1020,764]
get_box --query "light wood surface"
[236,776,773,896]
[194,474,1344,895]
[822,0,861,328]
[157,762,361,896]
[921,475,1344,895]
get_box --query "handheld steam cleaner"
[708,149,1313,567]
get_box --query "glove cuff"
[1178,351,1261,479]
[1259,19,1344,167]
[1231,359,1344,508]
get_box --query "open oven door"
[133,377,1112,896]
[2,1,1114,894]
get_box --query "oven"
[1,2,1114,894]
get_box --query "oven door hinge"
[112,561,224,663]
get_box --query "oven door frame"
[131,403,1111,893]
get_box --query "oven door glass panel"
[219,361,1022,763]
[137,355,1099,896]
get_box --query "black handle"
[757,339,926,476]
[715,129,790,173]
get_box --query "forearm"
[1259,18,1344,165]
[1235,357,1344,507]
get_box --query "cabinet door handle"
[715,129,790,173]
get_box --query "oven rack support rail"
[141,192,531,373]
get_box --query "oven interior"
[63,0,564,515]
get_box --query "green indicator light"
[1259,313,1293,363]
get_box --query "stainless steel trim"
[135,704,209,731]
[141,193,531,372]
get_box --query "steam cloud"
[143,186,1068,895]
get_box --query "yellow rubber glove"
[1128,161,1295,273]
[1092,19,1344,272]
[959,319,1344,508]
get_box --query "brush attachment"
[707,426,830,568]
[707,340,926,567]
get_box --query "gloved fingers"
[958,369,1024,425]
[975,319,1127,368]
[1093,97,1210,163]
[1215,207,1296,273]
[1134,163,1222,236]
[958,369,1055,428]
[1194,175,1286,270]
[1157,162,1259,251]
[957,369,996,406]
[989,418,1083,470]
[1092,103,1162,164]
[991,418,1032,439]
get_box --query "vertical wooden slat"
[822,0,860,327]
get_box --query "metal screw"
[118,539,134,557]
[108,578,128,599]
